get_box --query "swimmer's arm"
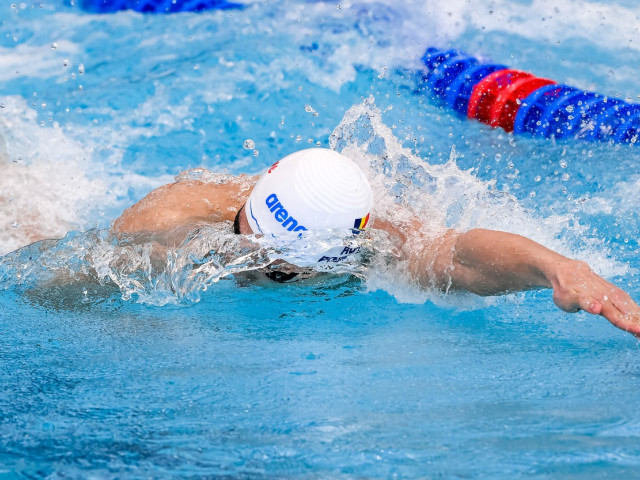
[112,177,255,235]
[428,228,640,336]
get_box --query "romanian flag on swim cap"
[353,213,370,230]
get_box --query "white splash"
[0,96,109,254]
[330,98,630,303]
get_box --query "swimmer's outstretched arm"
[439,229,640,336]
[380,222,640,336]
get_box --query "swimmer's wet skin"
[112,148,640,337]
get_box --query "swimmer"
[112,148,640,337]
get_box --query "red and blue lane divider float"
[78,0,242,13]
[422,48,640,145]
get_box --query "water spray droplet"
[304,105,319,117]
[243,139,255,150]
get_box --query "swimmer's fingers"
[572,280,640,337]
[578,295,602,315]
[599,288,640,337]
[551,265,640,336]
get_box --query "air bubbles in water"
[78,64,85,75]
[305,105,319,117]
[51,42,57,49]
[243,139,255,150]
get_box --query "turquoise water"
[1,0,640,477]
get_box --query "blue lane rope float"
[512,84,578,136]
[78,0,243,13]
[422,47,640,145]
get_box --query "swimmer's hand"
[546,259,640,337]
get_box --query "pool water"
[1,0,640,477]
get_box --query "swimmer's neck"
[235,205,253,235]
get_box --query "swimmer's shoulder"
[163,172,257,215]
[112,172,257,235]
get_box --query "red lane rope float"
[468,70,555,131]
[488,76,555,131]
[468,70,529,124]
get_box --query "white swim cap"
[246,148,373,236]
